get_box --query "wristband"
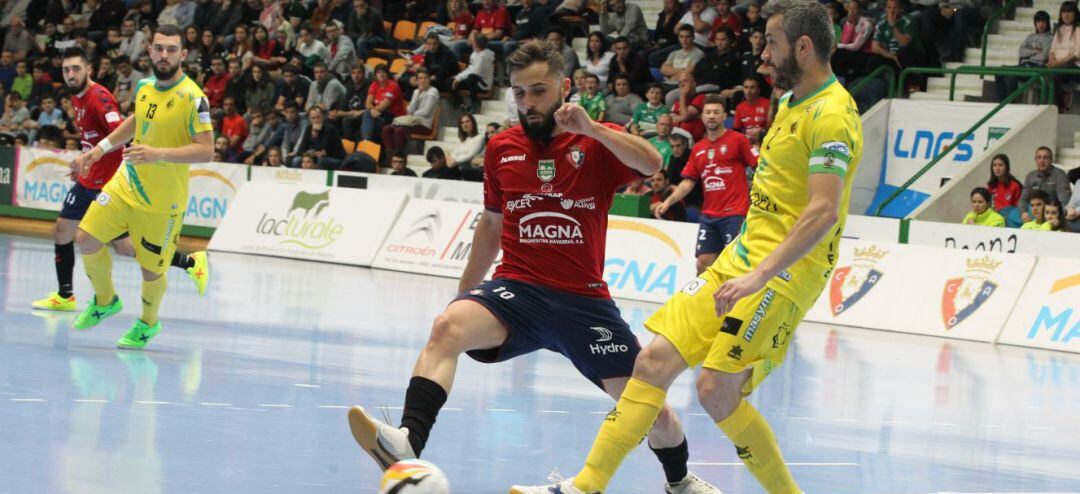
[97,137,113,153]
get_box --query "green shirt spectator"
[964,208,1006,227]
[873,12,917,53]
[631,102,670,134]
[649,136,673,167]
[11,73,31,100]
[1021,220,1052,230]
[578,91,607,121]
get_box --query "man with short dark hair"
[204,57,230,109]
[275,64,311,111]
[1020,146,1071,221]
[422,145,462,180]
[350,39,719,494]
[305,61,347,112]
[607,36,652,96]
[112,55,144,114]
[733,75,770,143]
[390,151,416,176]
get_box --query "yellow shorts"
[644,267,805,395]
[79,186,182,276]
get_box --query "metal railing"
[848,64,898,100]
[981,0,1023,69]
[897,65,1080,102]
[872,74,1044,216]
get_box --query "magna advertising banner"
[184,162,248,228]
[886,101,1037,194]
[805,240,1035,342]
[998,256,1080,353]
[603,216,699,303]
[208,182,408,266]
[248,166,329,186]
[372,199,499,278]
[14,147,81,210]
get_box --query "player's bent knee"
[696,372,742,420]
[74,229,101,253]
[632,344,679,383]
[426,312,476,354]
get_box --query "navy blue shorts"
[459,278,640,389]
[696,215,744,256]
[59,183,101,221]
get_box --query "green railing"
[848,64,898,99]
[873,74,1044,216]
[898,65,1080,102]
[981,0,1023,69]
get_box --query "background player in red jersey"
[654,94,758,274]
[348,41,720,494]
[31,47,208,312]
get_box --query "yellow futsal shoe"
[186,251,210,296]
[31,292,77,311]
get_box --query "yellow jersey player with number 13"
[512,0,862,492]
[70,24,215,349]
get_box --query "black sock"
[55,242,75,298]
[399,376,448,456]
[651,438,689,484]
[171,252,195,269]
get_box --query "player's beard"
[770,51,802,92]
[518,99,560,142]
[152,59,181,81]
[68,75,88,95]
[704,120,720,132]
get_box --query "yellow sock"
[81,248,115,306]
[575,378,667,492]
[716,400,800,494]
[140,275,167,326]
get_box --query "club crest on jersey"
[567,146,584,168]
[720,144,728,155]
[537,159,556,182]
[707,149,715,160]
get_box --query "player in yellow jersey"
[69,24,214,349]
[511,0,862,492]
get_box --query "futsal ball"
[379,459,450,494]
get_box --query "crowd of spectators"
[964,147,1080,232]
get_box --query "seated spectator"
[578,73,606,121]
[671,72,706,141]
[607,36,652,96]
[866,0,924,79]
[599,0,648,48]
[647,170,688,221]
[413,34,458,96]
[650,114,675,167]
[299,151,320,169]
[500,0,554,60]
[1020,146,1071,221]
[227,24,255,71]
[1065,179,1080,230]
[660,25,704,93]
[737,2,766,53]
[4,18,34,62]
[994,11,1051,102]
[214,135,240,163]
[1044,199,1072,232]
[733,75,770,144]
[622,178,651,195]
[424,146,463,180]
[833,0,873,82]
[1021,189,1052,230]
[450,0,511,61]
[921,0,984,64]
[446,0,475,44]
[204,57,230,109]
[382,69,441,157]
[251,25,287,70]
[630,84,670,136]
[963,187,1006,227]
[664,131,700,218]
[10,60,30,101]
[389,150,417,176]
[240,111,275,164]
[306,62,347,113]
[348,0,387,61]
[1048,3,1080,111]
[0,52,18,92]
[450,114,486,169]
[64,136,79,151]
[568,69,588,105]
[986,153,1023,227]
[740,28,767,81]
[323,21,356,80]
[262,146,286,167]
[361,64,406,142]
[221,97,249,154]
[652,0,684,53]
[334,66,371,141]
[279,103,305,166]
[295,106,346,169]
[604,75,643,126]
[34,125,62,149]
[276,64,312,111]
[582,32,615,87]
[545,27,580,78]
[709,0,741,44]
[27,95,65,135]
[113,56,144,114]
[296,24,329,72]
[452,35,495,113]
[680,26,740,106]
[246,65,277,116]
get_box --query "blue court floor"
[0,233,1077,494]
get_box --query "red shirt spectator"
[453,12,475,38]
[710,14,742,43]
[474,2,511,39]
[204,72,231,109]
[369,78,407,117]
[672,93,706,141]
[682,129,757,218]
[221,100,249,151]
[988,179,1023,210]
[733,96,770,134]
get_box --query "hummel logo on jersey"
[590,326,613,342]
[500,154,526,164]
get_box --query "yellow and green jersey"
[111,74,213,213]
[714,75,863,312]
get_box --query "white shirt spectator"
[120,30,147,64]
[454,48,495,89]
[582,51,615,87]
[408,86,441,129]
[452,132,486,164]
[677,7,718,47]
[297,39,329,63]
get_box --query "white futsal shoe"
[347,406,416,470]
[509,474,597,494]
[666,473,723,494]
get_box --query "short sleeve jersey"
[71,82,123,189]
[681,130,757,218]
[483,123,642,298]
[111,75,214,213]
[715,76,863,312]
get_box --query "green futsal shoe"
[72,295,123,330]
[116,320,162,350]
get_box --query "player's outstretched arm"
[125,130,214,165]
[714,173,842,316]
[457,210,504,293]
[555,104,661,176]
[73,114,136,176]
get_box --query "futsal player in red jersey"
[31,47,208,312]
[348,41,720,494]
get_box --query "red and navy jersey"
[483,123,642,298]
[71,81,123,189]
[682,130,757,218]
